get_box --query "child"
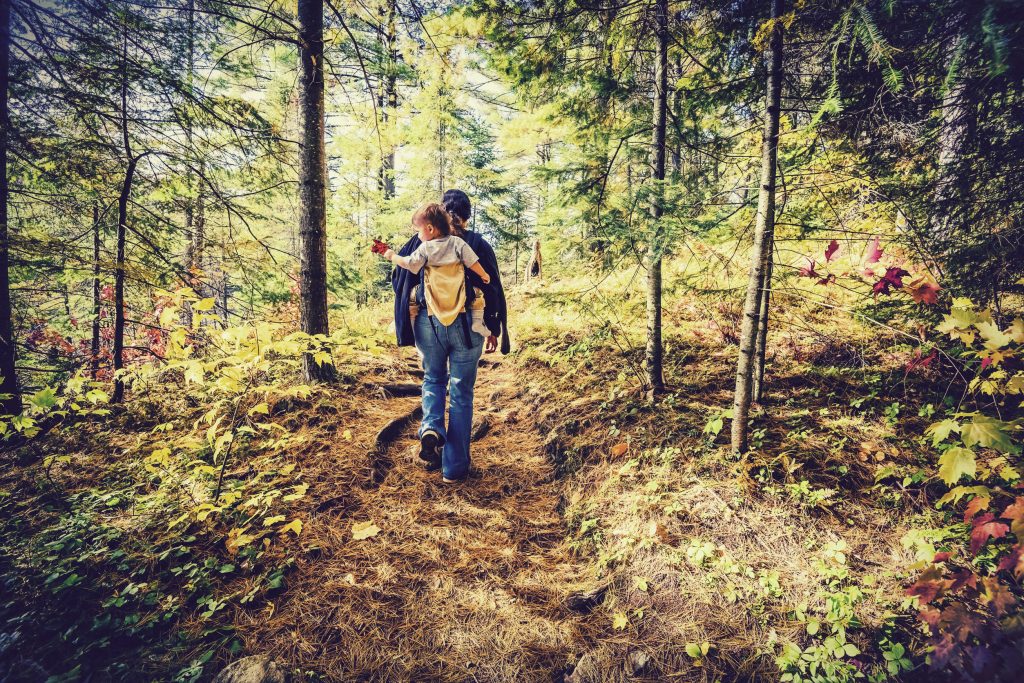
[373,203,491,337]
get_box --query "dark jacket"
[391,231,510,354]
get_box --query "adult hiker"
[386,190,509,483]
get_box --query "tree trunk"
[731,0,784,454]
[752,237,774,402]
[645,0,668,400]
[90,202,101,380]
[182,0,204,328]
[112,15,138,404]
[377,0,397,200]
[297,0,334,382]
[930,20,968,247]
[0,0,19,415]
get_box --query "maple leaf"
[1001,497,1024,536]
[905,274,941,305]
[865,236,883,264]
[961,416,1020,455]
[799,259,818,278]
[907,578,944,604]
[824,239,840,262]
[937,446,976,486]
[996,545,1024,578]
[949,569,978,593]
[981,576,1015,616]
[964,495,990,523]
[919,605,942,629]
[872,267,910,296]
[970,513,1010,555]
[906,348,938,372]
[943,603,982,643]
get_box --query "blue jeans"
[414,310,484,480]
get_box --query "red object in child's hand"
[371,238,390,255]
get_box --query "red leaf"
[824,239,840,262]
[997,545,1024,578]
[816,273,836,286]
[933,551,953,563]
[949,569,977,593]
[799,259,818,278]
[981,356,993,370]
[872,267,911,296]
[919,605,942,628]
[970,513,1010,555]
[906,348,938,372]
[944,602,982,642]
[865,237,884,264]
[981,576,1015,616]
[964,495,990,523]
[907,579,944,604]
[1001,497,1024,536]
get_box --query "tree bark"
[930,19,968,247]
[731,0,784,454]
[645,0,668,400]
[297,0,334,382]
[90,202,101,380]
[752,237,774,402]
[0,0,19,415]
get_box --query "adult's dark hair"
[442,189,471,234]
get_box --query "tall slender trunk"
[112,15,138,404]
[646,0,668,400]
[378,0,397,200]
[731,0,784,454]
[90,202,101,380]
[182,0,206,327]
[752,238,774,402]
[0,0,19,415]
[297,0,334,382]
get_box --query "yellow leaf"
[610,443,628,457]
[283,483,308,502]
[633,576,649,592]
[343,429,352,441]
[263,515,286,527]
[352,520,381,540]
[248,402,270,417]
[280,519,303,536]
[612,612,629,630]
[193,297,216,311]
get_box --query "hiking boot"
[419,430,443,470]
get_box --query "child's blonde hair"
[413,203,452,237]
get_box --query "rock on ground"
[212,655,288,683]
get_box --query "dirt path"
[239,357,601,681]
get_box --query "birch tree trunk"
[297,0,334,382]
[0,0,19,415]
[645,0,668,400]
[731,0,784,454]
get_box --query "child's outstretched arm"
[372,239,425,274]
[468,261,491,284]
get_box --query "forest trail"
[236,355,601,681]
